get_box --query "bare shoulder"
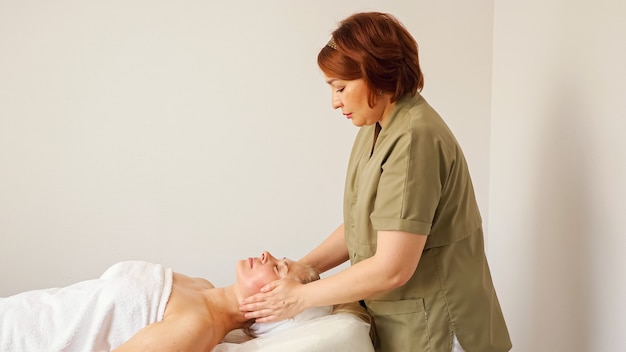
[162,274,220,348]
[115,272,226,351]
[113,313,217,352]
[165,272,215,319]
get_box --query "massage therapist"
[240,12,512,352]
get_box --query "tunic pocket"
[366,298,432,352]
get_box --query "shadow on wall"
[528,81,593,351]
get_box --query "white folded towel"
[0,261,173,352]
[213,313,374,352]
[249,305,333,338]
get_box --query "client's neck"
[204,286,252,333]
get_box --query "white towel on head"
[213,312,374,352]
[249,305,333,338]
[0,261,173,352]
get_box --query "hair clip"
[326,37,338,50]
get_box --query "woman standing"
[241,12,511,352]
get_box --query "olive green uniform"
[343,94,511,351]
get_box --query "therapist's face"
[236,251,308,297]
[325,76,387,127]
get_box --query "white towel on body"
[0,261,173,352]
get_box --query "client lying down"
[0,251,374,351]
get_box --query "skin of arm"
[241,230,427,322]
[298,223,349,274]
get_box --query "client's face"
[236,250,307,297]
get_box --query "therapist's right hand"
[239,277,305,323]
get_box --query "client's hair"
[299,263,320,284]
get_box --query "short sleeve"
[370,120,448,236]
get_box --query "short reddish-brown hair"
[318,12,424,107]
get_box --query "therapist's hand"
[239,278,306,323]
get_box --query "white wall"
[489,0,626,351]
[0,0,495,296]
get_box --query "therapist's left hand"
[239,278,305,323]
